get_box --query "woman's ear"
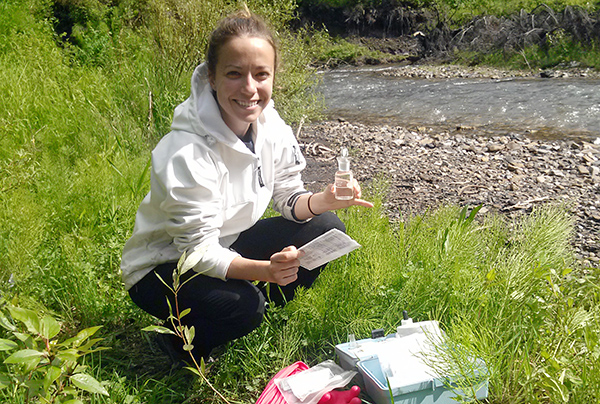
[208,72,216,91]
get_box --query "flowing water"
[318,65,600,142]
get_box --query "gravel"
[380,63,600,80]
[298,119,600,268]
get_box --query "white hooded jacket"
[120,64,308,290]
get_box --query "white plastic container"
[335,334,397,371]
[396,320,443,338]
[335,321,489,404]
[357,356,489,404]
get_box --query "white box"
[357,356,489,404]
[335,335,396,371]
[335,325,489,404]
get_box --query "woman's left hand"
[308,179,374,216]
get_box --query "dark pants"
[129,212,345,359]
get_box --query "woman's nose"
[241,73,257,93]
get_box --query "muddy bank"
[298,120,600,268]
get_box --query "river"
[318,65,600,142]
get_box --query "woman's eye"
[226,71,241,78]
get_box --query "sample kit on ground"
[334,318,489,404]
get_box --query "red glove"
[318,386,361,404]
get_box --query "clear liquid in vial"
[335,171,354,200]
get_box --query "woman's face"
[209,36,275,137]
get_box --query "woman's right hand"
[227,246,304,285]
[267,246,303,286]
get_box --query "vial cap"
[337,147,351,171]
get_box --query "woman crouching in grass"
[120,6,373,365]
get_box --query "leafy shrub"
[0,302,109,403]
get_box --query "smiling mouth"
[235,100,259,108]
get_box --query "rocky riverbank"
[380,63,600,80]
[298,120,600,267]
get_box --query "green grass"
[1,0,599,403]
[306,30,410,67]
[455,32,600,70]
[299,0,597,21]
[185,193,599,404]
[439,0,596,21]
[226,199,600,403]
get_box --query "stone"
[507,163,524,172]
[487,144,504,152]
[540,70,556,78]
[583,154,597,164]
[507,141,521,151]
[419,137,434,146]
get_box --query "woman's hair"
[206,6,278,77]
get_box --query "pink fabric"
[255,361,310,404]
[317,386,361,404]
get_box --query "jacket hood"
[170,63,272,149]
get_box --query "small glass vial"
[348,333,358,349]
[335,147,354,200]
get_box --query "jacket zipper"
[255,157,264,188]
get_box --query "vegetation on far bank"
[298,0,597,22]
[0,0,599,403]
[300,0,600,70]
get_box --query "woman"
[121,7,373,363]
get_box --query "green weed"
[0,301,109,403]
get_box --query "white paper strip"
[298,228,361,270]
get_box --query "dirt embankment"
[298,119,600,268]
